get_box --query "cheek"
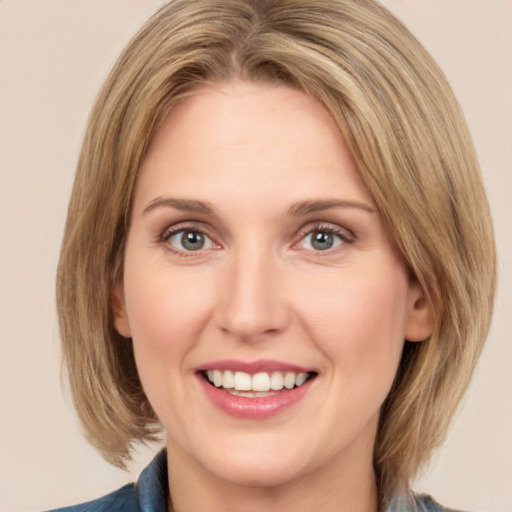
[297,264,409,385]
[124,265,214,354]
[121,258,218,413]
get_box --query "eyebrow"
[287,199,375,216]
[142,197,375,217]
[143,197,214,215]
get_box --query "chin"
[188,434,312,488]
[208,457,305,489]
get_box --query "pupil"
[312,231,333,250]
[181,231,204,251]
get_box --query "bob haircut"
[56,0,496,505]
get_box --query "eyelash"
[295,223,355,254]
[157,222,355,257]
[158,223,216,257]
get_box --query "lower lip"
[197,374,313,419]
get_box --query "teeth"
[222,370,234,389]
[205,370,311,392]
[234,371,252,391]
[295,372,308,386]
[284,372,296,389]
[213,370,223,387]
[228,390,276,398]
[270,372,284,390]
[252,372,270,391]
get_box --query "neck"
[166,439,378,512]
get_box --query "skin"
[113,81,434,512]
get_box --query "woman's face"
[113,82,432,489]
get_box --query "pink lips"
[197,359,315,419]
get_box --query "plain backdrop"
[0,1,511,511]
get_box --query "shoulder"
[44,483,138,512]
[43,449,168,512]
[414,494,470,512]
[386,493,471,512]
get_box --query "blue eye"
[300,229,346,251]
[166,229,215,252]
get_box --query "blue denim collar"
[137,449,169,512]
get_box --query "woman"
[53,0,496,511]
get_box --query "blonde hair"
[56,0,496,505]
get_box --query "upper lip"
[199,359,312,374]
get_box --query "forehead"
[135,81,373,210]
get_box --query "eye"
[298,227,352,252]
[166,229,216,253]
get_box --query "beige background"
[0,1,511,511]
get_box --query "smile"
[204,370,312,396]
[197,362,317,419]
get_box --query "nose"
[214,247,291,342]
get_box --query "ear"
[404,279,435,342]
[111,281,132,338]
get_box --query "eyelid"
[157,222,221,256]
[155,220,354,257]
[159,221,207,240]
[293,222,355,252]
